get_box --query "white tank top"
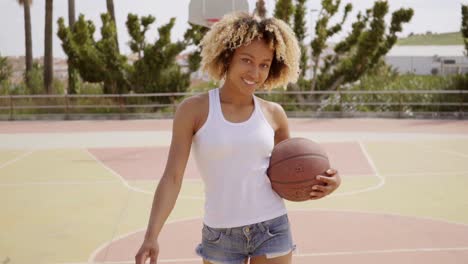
[192,88,287,228]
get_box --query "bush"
[0,54,12,84]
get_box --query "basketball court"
[1,118,468,264]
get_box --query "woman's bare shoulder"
[256,96,286,131]
[178,92,209,111]
[175,92,210,134]
[257,97,283,113]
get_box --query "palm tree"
[44,0,53,94]
[67,0,78,94]
[18,0,33,87]
[68,0,75,25]
[106,0,120,52]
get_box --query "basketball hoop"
[205,18,220,27]
[189,0,248,28]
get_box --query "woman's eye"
[242,58,251,63]
[261,64,270,69]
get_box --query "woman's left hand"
[309,168,341,200]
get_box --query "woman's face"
[224,38,274,95]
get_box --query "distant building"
[6,56,69,84]
[385,45,468,75]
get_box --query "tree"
[126,14,189,99]
[58,13,129,94]
[44,0,53,94]
[462,4,468,56]
[68,0,75,26]
[183,23,209,75]
[254,0,267,18]
[126,14,155,60]
[67,0,78,94]
[309,0,413,92]
[58,13,190,98]
[0,54,12,85]
[274,0,294,24]
[17,0,33,88]
[0,54,13,95]
[293,0,308,80]
[106,0,119,52]
[309,0,352,91]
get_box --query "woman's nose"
[248,65,260,80]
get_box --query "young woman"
[135,12,341,264]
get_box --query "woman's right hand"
[135,238,159,264]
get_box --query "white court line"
[63,247,468,264]
[0,179,205,200]
[289,208,468,228]
[130,168,468,200]
[410,143,468,159]
[294,247,468,257]
[0,180,118,187]
[84,149,204,201]
[383,170,468,177]
[84,149,153,195]
[84,149,198,199]
[87,217,202,264]
[100,189,132,262]
[330,141,385,197]
[0,150,34,169]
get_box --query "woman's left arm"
[271,103,290,145]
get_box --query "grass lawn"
[397,31,464,45]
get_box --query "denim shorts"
[195,214,295,264]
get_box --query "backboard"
[188,0,250,28]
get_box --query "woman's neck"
[219,83,254,106]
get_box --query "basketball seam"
[269,153,329,168]
[270,178,324,184]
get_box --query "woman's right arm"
[135,97,199,264]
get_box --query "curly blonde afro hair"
[200,12,301,90]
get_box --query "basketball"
[267,138,330,202]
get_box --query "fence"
[0,90,466,120]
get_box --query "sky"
[0,0,466,58]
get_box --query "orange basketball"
[267,138,330,202]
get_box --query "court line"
[84,149,152,195]
[0,180,204,200]
[70,209,468,264]
[289,208,468,228]
[100,189,132,263]
[123,166,468,201]
[383,170,468,177]
[64,246,468,264]
[410,143,468,159]
[331,141,385,197]
[294,247,468,257]
[84,149,204,201]
[87,217,202,264]
[0,150,34,169]
[129,168,468,200]
[0,180,118,187]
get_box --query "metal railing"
[0,90,466,120]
